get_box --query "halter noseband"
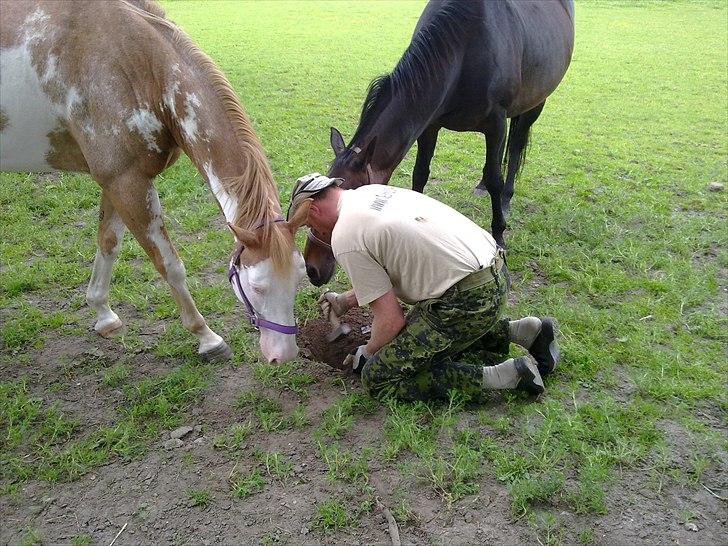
[228,217,298,335]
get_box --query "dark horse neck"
[351,74,457,184]
[346,1,480,184]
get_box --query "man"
[288,173,559,402]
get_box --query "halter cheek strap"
[307,228,332,250]
[227,217,298,335]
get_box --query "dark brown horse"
[304,0,574,285]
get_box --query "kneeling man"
[288,173,559,402]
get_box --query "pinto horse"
[304,0,575,286]
[0,0,309,363]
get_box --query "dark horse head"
[303,128,378,285]
[304,0,574,286]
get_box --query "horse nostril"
[269,358,278,364]
[306,265,318,281]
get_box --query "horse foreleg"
[86,191,125,337]
[475,114,508,247]
[105,173,231,361]
[503,102,545,214]
[412,126,439,193]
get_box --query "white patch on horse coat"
[0,8,84,172]
[204,163,238,223]
[41,54,57,84]
[126,108,163,153]
[179,92,201,142]
[0,43,56,171]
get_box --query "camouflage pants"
[361,265,510,402]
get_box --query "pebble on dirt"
[684,522,699,532]
[170,425,194,439]
[163,438,184,450]
[707,182,724,192]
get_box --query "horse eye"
[251,285,267,295]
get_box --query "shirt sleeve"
[335,250,393,306]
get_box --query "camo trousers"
[361,265,510,402]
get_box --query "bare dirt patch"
[298,307,372,370]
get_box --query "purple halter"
[228,217,298,335]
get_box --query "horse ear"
[287,199,312,233]
[330,127,346,156]
[227,222,258,247]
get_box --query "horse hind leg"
[412,126,439,193]
[103,172,231,361]
[502,102,545,214]
[86,192,125,337]
[474,112,508,247]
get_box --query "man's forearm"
[364,290,406,355]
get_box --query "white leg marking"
[86,213,125,336]
[145,187,224,354]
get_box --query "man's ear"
[330,127,346,156]
[287,199,312,233]
[227,223,258,247]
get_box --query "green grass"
[1,0,726,543]
[230,468,266,499]
[187,488,213,507]
[314,497,350,531]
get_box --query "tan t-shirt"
[332,185,498,305]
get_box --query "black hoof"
[473,184,488,196]
[528,317,560,377]
[515,356,544,395]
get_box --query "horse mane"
[348,1,481,147]
[120,0,289,271]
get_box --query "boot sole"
[514,357,544,395]
[535,318,560,377]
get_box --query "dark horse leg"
[502,102,545,214]
[412,125,440,193]
[474,111,508,247]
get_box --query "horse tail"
[501,115,532,181]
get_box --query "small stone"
[685,522,698,532]
[41,496,55,504]
[170,426,194,439]
[193,437,205,446]
[193,425,202,433]
[301,526,310,535]
[164,438,184,450]
[708,182,724,192]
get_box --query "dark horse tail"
[502,115,532,180]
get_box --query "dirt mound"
[298,307,372,370]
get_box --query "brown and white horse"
[0,0,309,363]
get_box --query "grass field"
[1,1,726,544]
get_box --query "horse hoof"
[473,185,488,196]
[96,318,123,338]
[200,341,233,362]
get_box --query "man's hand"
[343,345,371,374]
[318,290,353,318]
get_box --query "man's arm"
[364,289,406,355]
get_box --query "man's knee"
[361,353,428,402]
